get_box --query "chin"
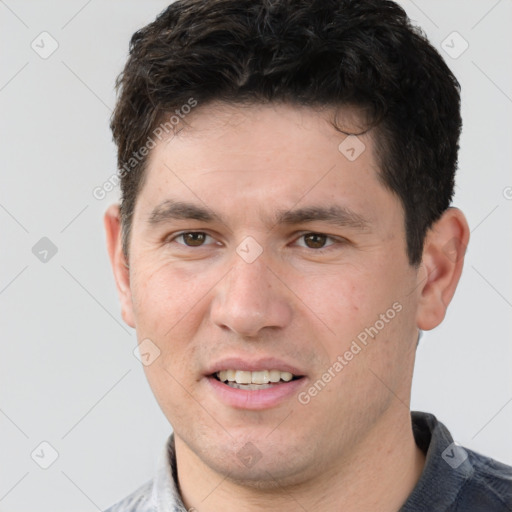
[198,439,313,489]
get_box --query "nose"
[209,256,293,338]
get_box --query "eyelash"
[167,231,344,253]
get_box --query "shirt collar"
[400,411,473,511]
[152,434,186,512]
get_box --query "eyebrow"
[275,205,370,231]
[147,200,370,231]
[148,200,221,225]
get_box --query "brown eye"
[302,233,329,249]
[180,232,207,246]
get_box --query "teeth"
[228,382,275,390]
[215,369,297,384]
[269,370,281,383]
[235,370,252,384]
[251,370,269,384]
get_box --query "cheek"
[130,259,210,338]
[296,260,413,370]
[142,343,201,411]
[293,267,384,340]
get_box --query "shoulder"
[405,412,512,512]
[103,479,155,512]
[455,448,512,511]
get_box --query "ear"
[415,207,470,331]
[104,204,136,328]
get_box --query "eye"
[295,232,337,250]
[170,231,216,247]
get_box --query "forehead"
[155,101,371,164]
[135,102,398,225]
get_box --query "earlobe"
[415,208,470,331]
[104,204,136,328]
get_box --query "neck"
[174,407,425,512]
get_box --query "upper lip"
[205,357,306,376]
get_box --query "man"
[103,0,512,510]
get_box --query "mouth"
[212,369,304,390]
[204,358,307,409]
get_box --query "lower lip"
[206,376,307,410]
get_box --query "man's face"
[120,103,422,485]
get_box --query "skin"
[105,102,470,511]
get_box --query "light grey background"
[1,1,511,510]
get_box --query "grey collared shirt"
[103,412,512,511]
